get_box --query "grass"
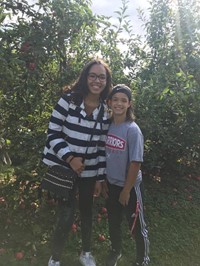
[0,165,200,266]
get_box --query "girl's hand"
[68,157,84,175]
[94,181,102,197]
[119,188,130,206]
[101,181,109,199]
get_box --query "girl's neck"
[113,115,126,125]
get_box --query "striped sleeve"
[96,109,110,181]
[46,96,73,161]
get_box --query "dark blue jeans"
[51,178,96,261]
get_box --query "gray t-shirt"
[106,121,144,187]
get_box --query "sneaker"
[48,256,60,266]
[79,252,96,266]
[105,250,122,266]
[48,257,60,266]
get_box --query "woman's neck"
[84,95,100,115]
[84,94,100,105]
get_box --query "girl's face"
[109,92,131,117]
[87,64,107,96]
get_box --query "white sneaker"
[79,252,96,266]
[48,256,60,266]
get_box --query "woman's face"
[87,64,107,96]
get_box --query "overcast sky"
[91,0,150,35]
[20,0,150,36]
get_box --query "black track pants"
[106,181,150,264]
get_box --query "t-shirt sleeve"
[127,123,144,163]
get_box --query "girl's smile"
[109,92,131,117]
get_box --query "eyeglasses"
[88,73,106,82]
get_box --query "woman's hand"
[101,180,109,199]
[68,157,84,175]
[94,181,102,197]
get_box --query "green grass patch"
[0,167,199,265]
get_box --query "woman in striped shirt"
[43,58,112,266]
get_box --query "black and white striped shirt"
[42,93,110,181]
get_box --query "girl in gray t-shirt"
[103,84,150,266]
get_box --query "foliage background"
[1,0,199,178]
[0,0,200,265]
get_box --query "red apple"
[20,42,30,53]
[71,223,77,230]
[188,195,192,201]
[101,207,107,214]
[98,234,106,241]
[71,223,77,233]
[0,197,5,204]
[28,62,36,71]
[72,227,77,233]
[15,251,24,260]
